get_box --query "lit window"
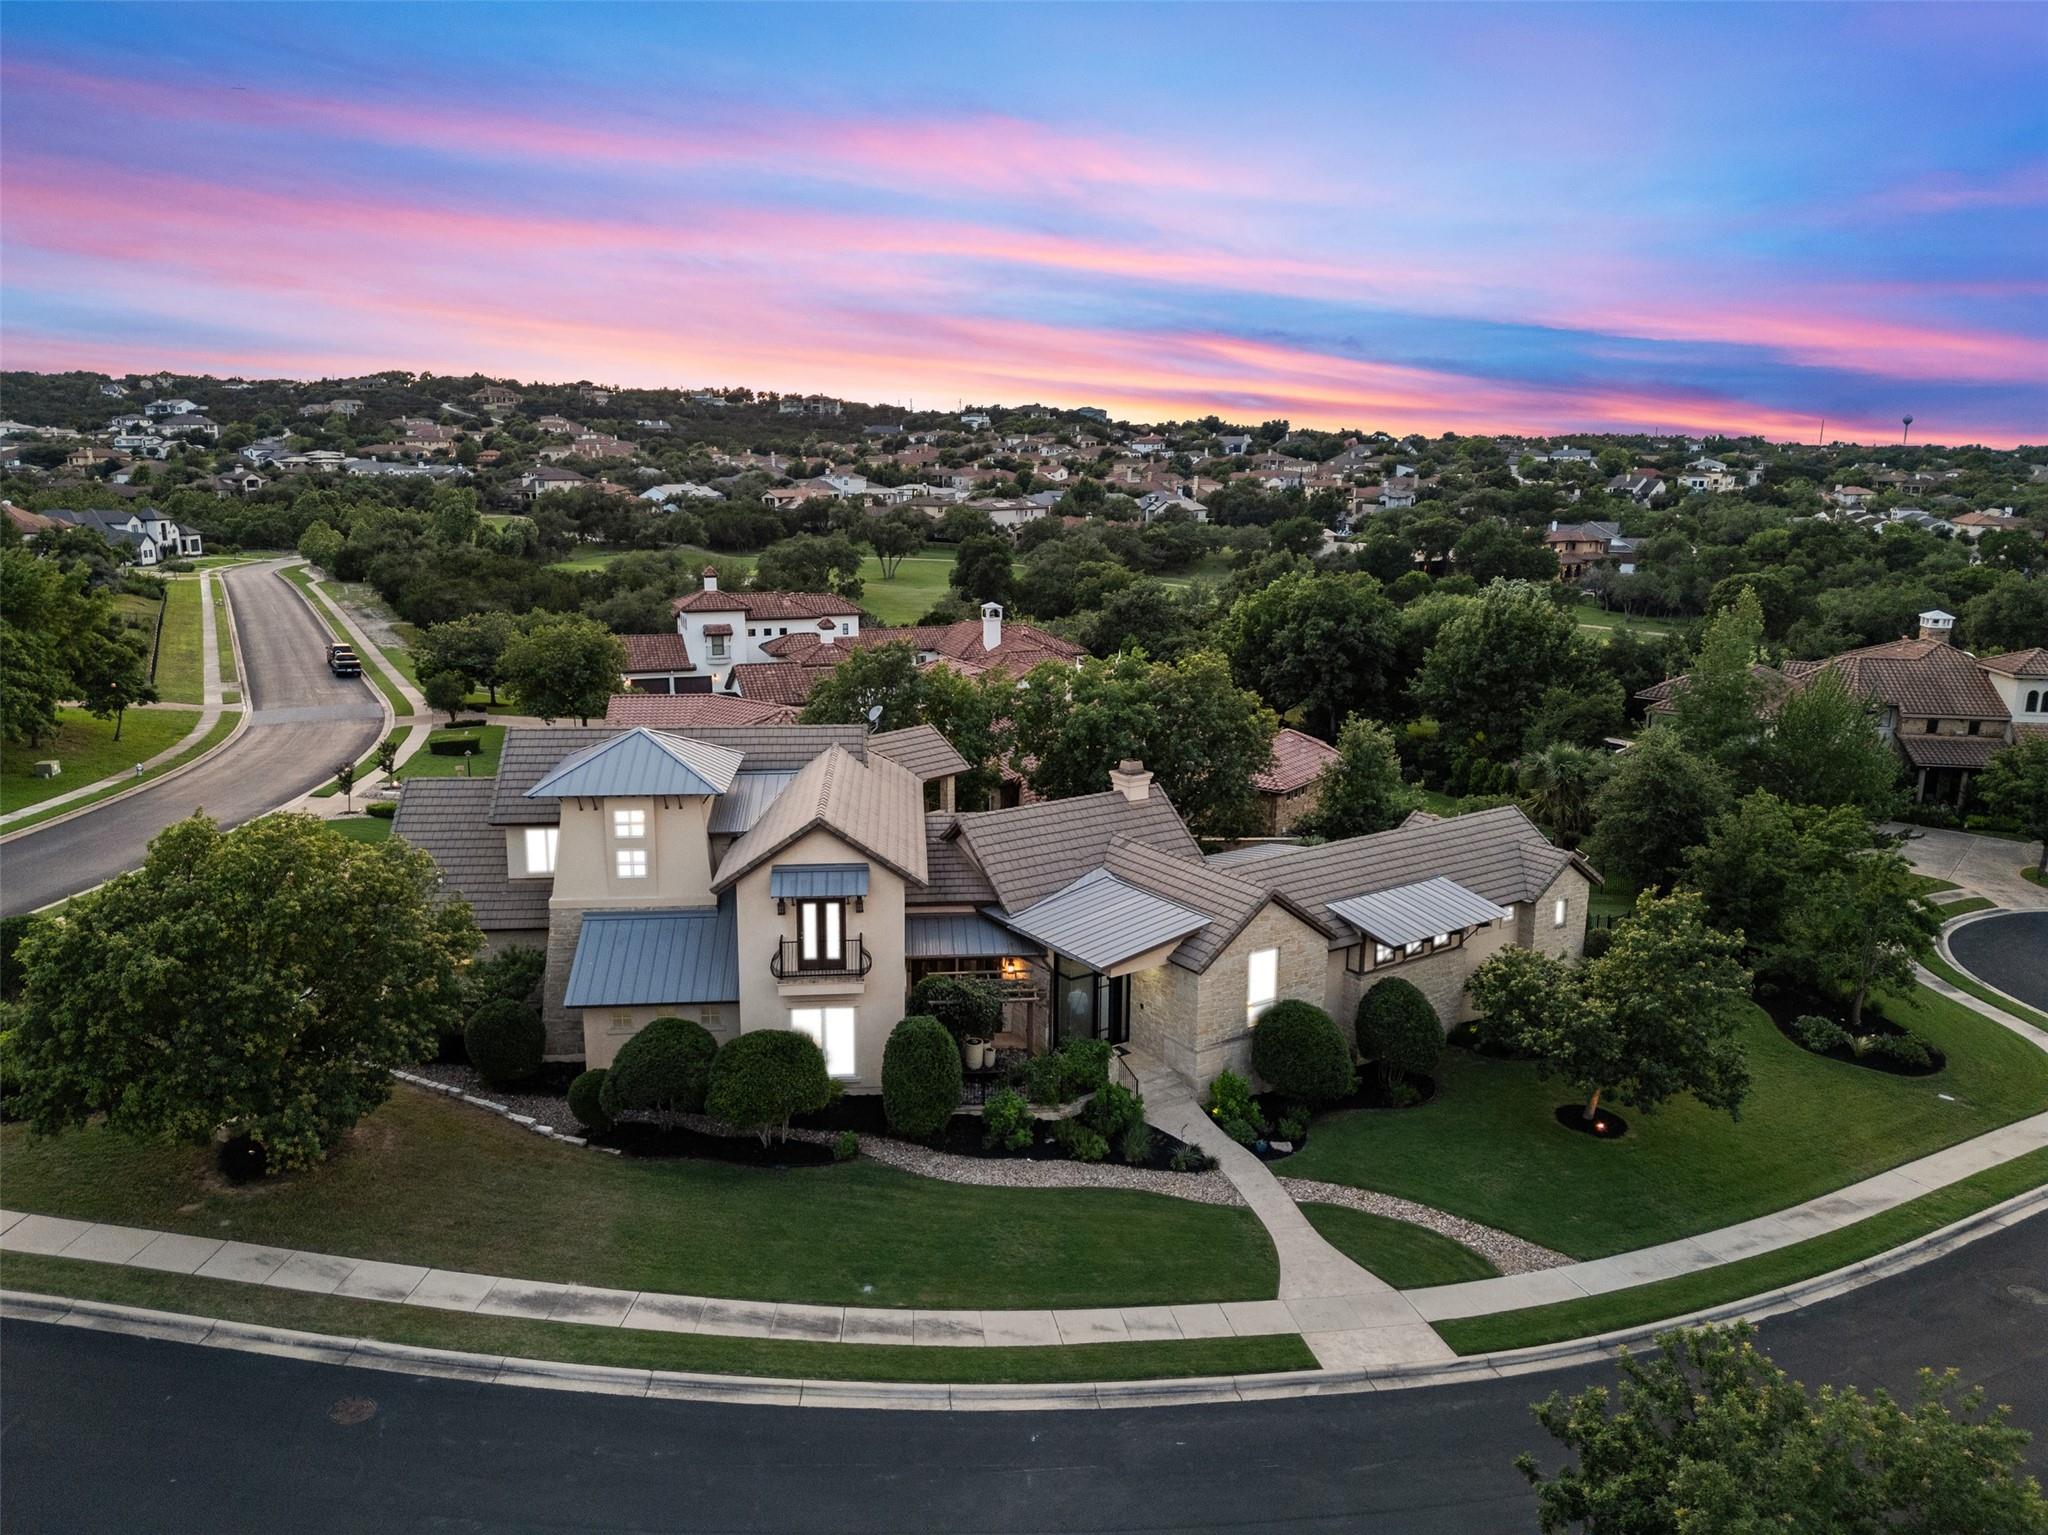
[1404,939,1425,957]
[523,826,558,874]
[616,848,648,879]
[799,900,844,964]
[791,1006,857,1078]
[1246,947,1278,1027]
[1553,897,1568,929]
[1374,942,1395,965]
[1432,932,1451,949]
[613,808,646,838]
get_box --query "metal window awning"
[1327,877,1510,948]
[769,863,870,899]
[906,911,1029,959]
[1002,868,1209,974]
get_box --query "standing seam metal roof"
[1326,877,1511,948]
[525,728,744,801]
[561,898,740,1008]
[1002,868,1211,973]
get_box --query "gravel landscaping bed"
[1279,1176,1572,1275]
[407,1063,1244,1206]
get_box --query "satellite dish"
[865,704,884,727]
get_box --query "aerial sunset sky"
[3,2,2043,445]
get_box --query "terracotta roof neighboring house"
[1254,728,1341,795]
[728,661,826,706]
[3,502,57,535]
[1636,664,1799,717]
[1976,647,2048,679]
[1808,637,2009,721]
[673,587,863,620]
[1896,733,2004,770]
[619,633,694,673]
[604,693,798,728]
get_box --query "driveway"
[2,1214,2042,1533]
[0,563,385,916]
[1891,823,2048,911]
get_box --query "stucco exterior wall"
[729,825,910,1092]
[548,797,715,909]
[580,1001,736,1070]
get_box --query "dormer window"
[523,827,558,875]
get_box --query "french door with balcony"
[798,899,845,971]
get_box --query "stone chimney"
[1917,608,1955,643]
[701,565,718,593]
[980,601,1003,653]
[1109,760,1153,804]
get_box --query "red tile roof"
[728,662,825,705]
[1254,728,1341,795]
[619,633,693,673]
[604,692,798,727]
[673,588,862,619]
[1978,647,2048,679]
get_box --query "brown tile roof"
[619,633,693,673]
[1103,835,1312,974]
[1822,639,2009,721]
[867,724,971,781]
[391,778,549,931]
[951,788,1202,912]
[728,662,824,706]
[915,813,999,905]
[1635,665,1797,717]
[1978,647,2048,679]
[1897,732,2004,769]
[712,746,928,890]
[489,724,868,825]
[1206,804,1583,946]
[1254,728,1340,795]
[604,693,797,728]
[673,588,862,619]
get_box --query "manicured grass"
[0,1253,1314,1384]
[396,724,505,780]
[314,727,410,798]
[151,577,205,704]
[324,816,394,843]
[1906,873,1961,896]
[1300,1205,1501,1289]
[1435,1147,2048,1355]
[1938,895,1995,917]
[2025,867,2045,889]
[1279,988,2048,1261]
[0,707,204,813]
[320,579,421,687]
[211,576,236,684]
[0,1085,1280,1310]
[0,710,240,833]
[1159,552,1236,589]
[280,566,413,717]
[856,549,958,625]
[1572,604,1675,639]
[1922,952,2048,1029]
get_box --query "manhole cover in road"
[2006,1285,2048,1307]
[329,1396,379,1425]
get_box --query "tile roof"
[915,813,999,905]
[561,899,739,1008]
[1003,868,1210,973]
[1254,728,1340,796]
[1103,834,1307,973]
[1978,647,2048,679]
[1820,639,2010,721]
[1636,664,1797,716]
[525,729,744,801]
[951,788,1203,912]
[728,662,825,706]
[605,693,798,728]
[490,725,868,825]
[1897,732,2005,769]
[867,724,970,782]
[391,778,549,931]
[619,634,693,673]
[1206,804,1582,946]
[673,588,863,619]
[713,746,928,891]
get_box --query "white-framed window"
[1246,947,1278,1027]
[1374,941,1395,965]
[1404,939,1425,957]
[523,826,558,875]
[707,634,728,660]
[790,1006,857,1078]
[616,848,648,879]
[1432,932,1450,950]
[1553,897,1568,929]
[613,808,646,838]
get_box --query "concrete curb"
[390,1069,608,1153]
[7,1186,2038,1411]
[1931,909,2048,1030]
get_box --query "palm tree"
[1518,742,1608,847]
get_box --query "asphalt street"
[0,563,385,916]
[1950,910,2048,1011]
[2,1215,2042,1534]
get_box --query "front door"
[1053,956,1129,1048]
[798,900,844,971]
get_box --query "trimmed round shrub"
[1250,1000,1356,1104]
[908,974,1002,1042]
[567,1068,613,1133]
[1356,977,1443,1090]
[1580,927,1613,961]
[706,1029,833,1146]
[600,1016,718,1122]
[881,1014,963,1138]
[464,997,544,1087]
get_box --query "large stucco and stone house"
[395,723,1593,1096]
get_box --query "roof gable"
[712,746,928,890]
[952,789,1202,911]
[525,728,744,801]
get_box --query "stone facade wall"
[580,1001,736,1070]
[540,908,586,1059]
[1256,780,1324,836]
[1528,868,1592,961]
[1130,904,1328,1091]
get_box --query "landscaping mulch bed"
[602,1120,838,1168]
[797,1095,1206,1173]
[1553,1104,1630,1139]
[1758,988,1946,1078]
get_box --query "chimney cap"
[1108,760,1154,802]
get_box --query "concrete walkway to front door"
[1129,1053,1457,1369]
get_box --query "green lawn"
[1922,952,2048,1029]
[1435,1146,2048,1354]
[1160,552,1236,590]
[211,577,236,684]
[1300,1205,1501,1288]
[1,707,203,813]
[280,566,412,717]
[1279,987,2048,1261]
[1906,873,1961,897]
[325,815,394,844]
[0,1084,1280,1310]
[152,577,205,704]
[0,1253,1312,1384]
[2025,867,2045,889]
[1573,604,1676,640]
[1938,895,1995,917]
[397,724,505,779]
[0,711,240,833]
[314,727,410,799]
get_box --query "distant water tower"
[1902,415,1914,445]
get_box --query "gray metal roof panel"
[561,898,740,1008]
[491,724,869,825]
[769,864,870,899]
[707,771,796,834]
[904,912,1029,959]
[1002,868,1210,972]
[1327,877,1511,948]
[526,728,745,801]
